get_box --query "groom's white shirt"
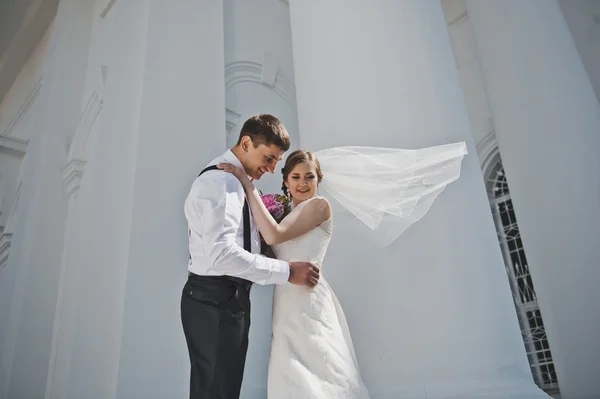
[184,149,290,285]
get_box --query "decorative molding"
[0,232,12,270]
[0,175,3,214]
[61,159,87,198]
[261,52,279,88]
[100,0,118,18]
[3,181,20,235]
[226,108,241,135]
[68,90,104,161]
[477,130,500,177]
[0,171,14,270]
[225,61,297,111]
[1,79,42,137]
[0,135,28,157]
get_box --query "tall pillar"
[0,1,95,398]
[289,1,549,398]
[465,1,600,398]
[115,1,226,397]
[223,1,301,397]
[56,1,227,398]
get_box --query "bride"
[219,149,371,398]
[219,142,466,398]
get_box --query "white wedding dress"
[268,196,371,399]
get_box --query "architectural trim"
[0,79,42,137]
[68,90,104,162]
[60,89,103,197]
[61,159,87,199]
[225,61,297,110]
[0,233,12,270]
[0,135,28,157]
[226,108,241,135]
[0,180,20,270]
[476,130,499,176]
[3,181,20,235]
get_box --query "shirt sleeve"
[185,174,290,285]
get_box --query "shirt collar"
[223,149,249,176]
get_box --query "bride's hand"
[217,163,253,188]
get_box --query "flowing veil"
[313,142,467,247]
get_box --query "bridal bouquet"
[259,193,291,255]
[260,193,291,223]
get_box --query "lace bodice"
[271,196,332,269]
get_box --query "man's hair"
[236,114,291,151]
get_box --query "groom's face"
[242,140,285,181]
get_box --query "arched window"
[486,156,559,395]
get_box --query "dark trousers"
[181,274,252,399]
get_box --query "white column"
[289,1,549,398]
[115,0,226,395]
[223,1,300,397]
[465,1,600,398]
[0,1,95,398]
[59,1,227,398]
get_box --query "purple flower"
[261,193,285,220]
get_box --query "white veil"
[313,142,467,247]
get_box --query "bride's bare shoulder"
[301,196,331,222]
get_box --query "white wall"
[0,0,97,394]
[114,1,226,397]
[0,22,52,233]
[464,1,600,398]
[441,0,494,148]
[2,0,596,398]
[559,0,600,103]
[223,1,301,396]
[0,21,52,398]
[443,2,600,397]
[0,22,52,141]
[289,1,545,398]
[224,0,300,193]
[443,0,600,152]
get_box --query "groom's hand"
[288,262,320,288]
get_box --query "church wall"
[0,21,52,239]
[224,0,300,195]
[0,22,52,140]
[111,1,228,398]
[443,1,600,398]
[53,2,155,397]
[0,0,597,398]
[559,0,600,103]
[442,0,494,149]
[0,0,97,393]
[0,21,52,398]
[222,1,302,396]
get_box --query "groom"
[181,114,320,399]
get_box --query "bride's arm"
[218,163,331,245]
[246,186,330,245]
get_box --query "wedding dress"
[268,196,371,399]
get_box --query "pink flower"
[261,193,285,220]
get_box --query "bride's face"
[285,161,318,204]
